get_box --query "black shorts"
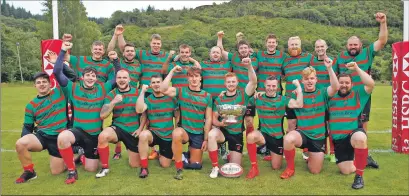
[359,96,371,124]
[285,107,297,120]
[34,131,61,158]
[296,130,325,153]
[245,105,256,117]
[184,131,204,150]
[220,128,244,153]
[333,128,366,164]
[70,127,99,159]
[111,126,139,153]
[149,133,173,159]
[261,132,283,155]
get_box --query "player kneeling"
[281,58,340,179]
[136,76,178,178]
[328,62,374,189]
[95,69,145,178]
[245,77,303,179]
[208,57,257,179]
[15,72,68,183]
[160,66,212,180]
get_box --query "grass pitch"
[1,83,408,195]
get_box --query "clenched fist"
[114,24,124,36]
[141,84,149,92]
[242,57,251,64]
[324,57,333,69]
[217,31,224,38]
[108,51,118,60]
[63,34,72,42]
[112,94,123,104]
[62,42,73,51]
[172,65,183,73]
[292,79,300,87]
[375,12,386,24]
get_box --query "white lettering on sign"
[393,81,399,129]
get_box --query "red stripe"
[115,103,136,109]
[331,130,352,135]
[140,60,163,65]
[203,76,225,79]
[149,108,174,113]
[258,115,282,119]
[34,96,65,116]
[258,71,281,75]
[73,105,101,112]
[182,116,204,123]
[258,62,282,66]
[142,68,161,72]
[83,56,111,67]
[285,71,302,77]
[261,51,283,58]
[304,91,321,98]
[297,112,325,120]
[203,84,225,88]
[260,123,281,128]
[180,106,204,115]
[116,121,139,126]
[330,105,360,111]
[173,84,189,88]
[329,118,357,123]
[234,70,247,75]
[312,133,326,138]
[270,132,283,137]
[37,118,67,129]
[150,117,173,123]
[148,96,173,103]
[183,124,203,131]
[284,53,309,62]
[113,113,138,117]
[73,117,101,123]
[179,97,207,107]
[150,127,174,131]
[302,102,325,109]
[284,62,308,69]
[84,127,101,133]
[299,122,325,131]
[331,92,355,100]
[25,108,33,115]
[202,67,230,71]
[46,107,66,119]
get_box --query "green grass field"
[1,83,408,195]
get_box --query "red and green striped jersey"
[70,56,114,83]
[120,58,141,87]
[333,43,377,90]
[168,61,194,88]
[294,88,329,140]
[228,52,258,90]
[201,60,232,99]
[256,50,287,93]
[249,94,289,139]
[24,87,68,135]
[136,50,169,93]
[309,56,333,89]
[213,90,250,135]
[176,87,212,134]
[328,86,371,140]
[145,94,178,141]
[105,87,140,133]
[62,80,113,135]
[282,52,313,96]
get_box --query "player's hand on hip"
[62,42,73,51]
[114,24,124,36]
[108,51,118,61]
[112,94,123,104]
[375,12,386,23]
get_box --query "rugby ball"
[219,163,243,178]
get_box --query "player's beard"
[338,87,351,97]
[118,84,129,91]
[347,48,361,56]
[288,47,302,57]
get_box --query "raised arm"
[160,66,181,97]
[108,25,125,52]
[287,80,303,108]
[217,31,229,61]
[52,42,72,87]
[188,57,201,69]
[107,51,121,88]
[347,62,375,94]
[244,57,257,96]
[61,34,72,62]
[100,94,122,119]
[136,85,149,113]
[373,12,388,52]
[161,50,175,74]
[325,57,340,97]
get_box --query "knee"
[160,161,171,168]
[352,133,367,148]
[129,161,140,168]
[309,167,322,174]
[57,131,71,147]
[283,135,295,145]
[172,129,183,140]
[98,132,110,144]
[15,139,28,152]
[271,163,281,170]
[208,130,218,141]
[139,131,150,141]
[246,134,255,143]
[340,168,355,175]
[50,167,65,175]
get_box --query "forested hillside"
[0,0,403,82]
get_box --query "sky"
[7,0,230,18]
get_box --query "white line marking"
[1,148,16,152]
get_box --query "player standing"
[136,76,178,178]
[160,66,212,180]
[14,72,68,183]
[332,12,388,168]
[207,57,257,179]
[328,62,375,189]
[53,42,121,184]
[280,58,340,179]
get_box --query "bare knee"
[57,131,72,148]
[160,160,171,168]
[172,129,183,140]
[15,139,28,152]
[246,133,256,143]
[50,167,65,175]
[139,131,150,141]
[208,130,218,141]
[272,164,281,170]
[129,161,140,168]
[309,167,322,174]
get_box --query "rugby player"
[160,66,212,180]
[255,33,288,160]
[310,39,335,162]
[245,77,303,179]
[95,69,146,178]
[207,57,257,179]
[280,57,340,179]
[53,42,121,184]
[328,62,375,189]
[332,12,388,168]
[282,36,313,160]
[15,72,68,183]
[136,76,178,178]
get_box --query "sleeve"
[168,62,176,74]
[61,80,74,100]
[212,98,219,111]
[24,103,35,125]
[369,42,378,59]
[356,85,371,111]
[332,56,339,75]
[283,96,290,107]
[70,56,79,73]
[62,62,77,82]
[248,97,255,106]
[207,94,213,109]
[171,97,179,110]
[227,52,233,61]
[104,91,114,104]
[250,53,258,71]
[107,63,115,81]
[321,87,330,103]
[135,49,142,61]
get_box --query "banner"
[41,39,72,118]
[391,41,409,154]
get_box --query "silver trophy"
[216,104,247,123]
